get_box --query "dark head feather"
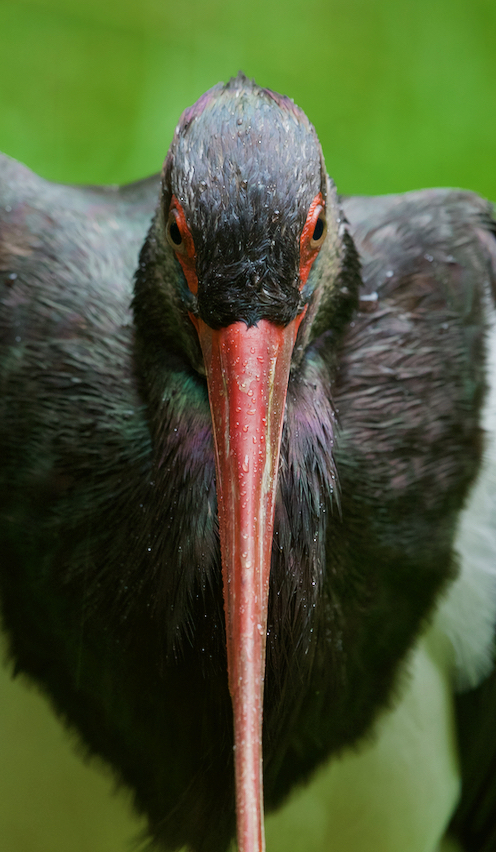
[161,74,327,328]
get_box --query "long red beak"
[194,313,304,852]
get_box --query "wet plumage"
[1,74,496,851]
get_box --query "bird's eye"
[166,196,198,295]
[299,192,327,288]
[311,213,327,248]
[167,210,186,252]
[169,219,182,246]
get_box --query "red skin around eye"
[299,191,325,288]
[170,195,199,294]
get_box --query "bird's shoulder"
[0,152,159,360]
[0,151,160,212]
[342,187,496,326]
[334,188,496,495]
[0,152,159,306]
[342,187,496,282]
[0,155,158,508]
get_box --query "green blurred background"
[0,0,494,849]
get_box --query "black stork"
[1,72,496,852]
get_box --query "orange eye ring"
[167,196,198,295]
[299,192,327,288]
